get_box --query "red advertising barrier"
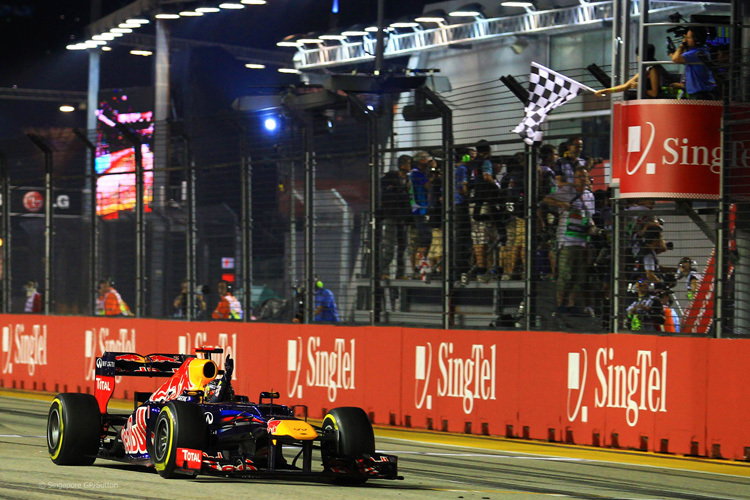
[611,100,722,199]
[2,315,749,461]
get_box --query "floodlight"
[320,30,348,41]
[501,1,536,13]
[390,16,420,29]
[415,10,448,25]
[277,34,304,47]
[297,32,325,44]
[341,24,368,36]
[154,7,180,19]
[449,3,486,18]
[263,117,279,132]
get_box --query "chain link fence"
[0,61,744,336]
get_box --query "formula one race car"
[46,347,400,484]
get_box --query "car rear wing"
[96,351,194,378]
[94,351,195,413]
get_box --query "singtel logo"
[1,324,48,376]
[286,337,356,402]
[626,122,721,176]
[567,348,668,427]
[415,342,497,415]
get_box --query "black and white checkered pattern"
[513,62,584,145]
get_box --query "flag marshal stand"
[611,99,723,199]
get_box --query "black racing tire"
[322,407,375,457]
[321,407,375,485]
[152,401,206,479]
[47,393,101,466]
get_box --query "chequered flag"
[513,62,586,145]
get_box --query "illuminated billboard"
[95,89,154,218]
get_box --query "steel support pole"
[303,126,315,324]
[342,93,379,323]
[73,129,99,315]
[288,153,296,290]
[636,0,649,99]
[612,193,621,333]
[27,134,54,314]
[619,0,631,88]
[240,132,253,321]
[374,0,385,75]
[420,87,453,329]
[0,152,9,313]
[115,124,145,317]
[524,144,537,330]
[135,136,145,318]
[183,133,196,321]
[150,19,170,317]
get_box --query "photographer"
[626,279,666,332]
[670,26,717,100]
[173,280,208,319]
[631,219,671,284]
[676,257,702,301]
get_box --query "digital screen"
[95,89,154,218]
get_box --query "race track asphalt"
[1,389,749,500]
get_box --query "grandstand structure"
[0,0,745,337]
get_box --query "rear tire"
[152,401,206,478]
[47,393,101,465]
[321,407,375,485]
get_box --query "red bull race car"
[46,347,400,484]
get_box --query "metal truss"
[120,33,292,66]
[0,88,88,103]
[294,1,726,70]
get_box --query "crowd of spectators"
[378,136,610,292]
[376,132,709,333]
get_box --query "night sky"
[1,0,432,88]
[0,0,431,136]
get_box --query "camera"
[666,12,688,54]
[667,12,688,37]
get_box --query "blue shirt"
[314,288,340,322]
[455,164,468,205]
[410,169,428,215]
[682,46,716,95]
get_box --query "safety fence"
[0,60,745,337]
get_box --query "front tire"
[152,401,206,478]
[321,407,375,485]
[47,393,101,465]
